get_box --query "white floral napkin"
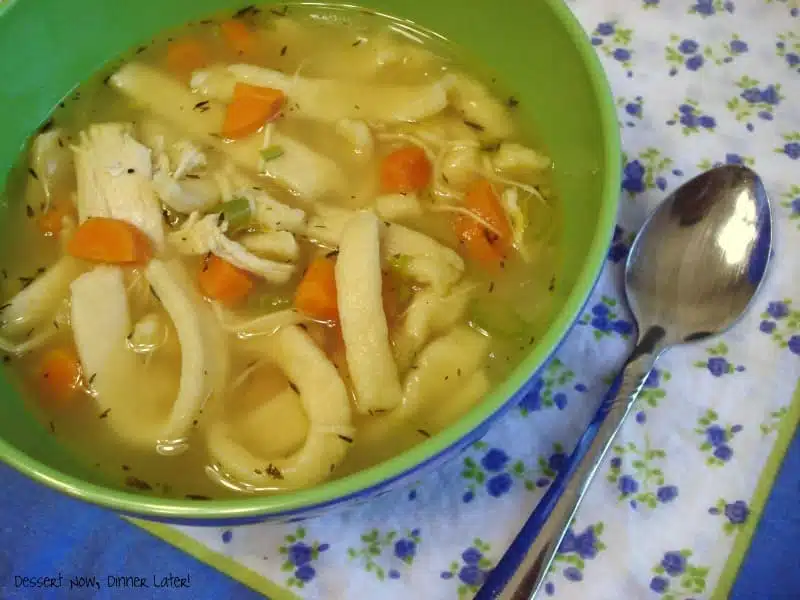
[139,1,800,598]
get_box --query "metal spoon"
[476,165,773,600]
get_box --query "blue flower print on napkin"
[758,299,800,354]
[780,184,800,226]
[689,0,735,17]
[621,148,675,195]
[650,549,710,598]
[591,21,635,74]
[693,341,745,376]
[607,438,677,509]
[608,225,635,264]
[695,409,743,465]
[518,358,577,415]
[579,296,634,340]
[668,100,717,135]
[776,30,800,72]
[441,539,493,598]
[709,498,750,534]
[543,523,607,595]
[278,528,329,589]
[776,132,800,159]
[347,528,421,580]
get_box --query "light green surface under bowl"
[0,0,620,521]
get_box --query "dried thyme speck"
[233,4,260,18]
[457,368,462,376]
[488,282,495,293]
[529,336,536,345]
[352,39,363,47]
[325,250,339,259]
[49,421,55,434]
[338,434,353,443]
[265,463,284,480]
[506,96,519,108]
[0,304,10,311]
[28,168,38,180]
[417,429,431,438]
[26,205,34,218]
[548,276,556,292]
[280,45,287,56]
[193,100,210,112]
[185,494,211,500]
[2,356,10,364]
[99,408,111,419]
[88,373,97,385]
[329,463,336,473]
[121,465,130,471]
[288,381,300,394]
[127,168,135,174]
[38,118,54,133]
[463,120,484,132]
[125,476,152,491]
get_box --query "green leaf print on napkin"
[347,528,421,580]
[780,184,800,226]
[277,527,330,589]
[693,341,745,376]
[607,437,677,508]
[650,549,710,598]
[708,498,750,535]
[760,406,789,436]
[758,299,800,350]
[440,538,493,598]
[695,409,743,466]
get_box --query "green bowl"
[0,0,620,524]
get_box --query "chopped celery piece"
[248,293,292,312]
[387,253,413,278]
[260,145,284,162]
[468,300,528,339]
[213,197,251,232]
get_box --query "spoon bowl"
[478,165,773,600]
[627,164,772,348]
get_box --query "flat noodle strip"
[336,211,403,413]
[207,325,353,490]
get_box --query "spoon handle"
[475,351,657,600]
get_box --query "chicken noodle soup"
[0,4,561,498]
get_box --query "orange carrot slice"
[220,20,256,56]
[66,218,153,265]
[166,38,208,77]
[37,203,74,238]
[453,179,512,268]
[221,82,286,140]
[198,254,254,306]
[380,146,432,193]
[39,347,82,406]
[294,256,339,322]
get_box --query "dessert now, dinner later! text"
[13,572,191,590]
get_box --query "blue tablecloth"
[0,431,796,600]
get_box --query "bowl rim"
[0,0,622,521]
